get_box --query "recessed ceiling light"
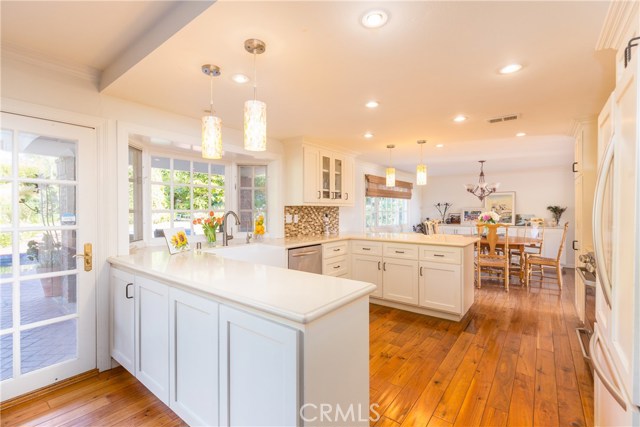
[516,132,526,137]
[361,10,388,29]
[453,115,467,123]
[364,132,374,139]
[499,63,523,74]
[436,144,444,148]
[365,100,379,108]
[150,137,172,145]
[231,73,249,84]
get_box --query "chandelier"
[465,160,499,201]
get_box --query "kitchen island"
[108,247,376,426]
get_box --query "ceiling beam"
[99,0,215,92]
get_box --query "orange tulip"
[192,219,197,225]
[209,211,214,217]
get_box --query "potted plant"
[546,205,567,227]
[26,232,65,297]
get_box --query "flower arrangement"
[193,211,223,243]
[477,211,500,224]
[254,213,265,236]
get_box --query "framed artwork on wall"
[461,207,483,223]
[485,192,516,225]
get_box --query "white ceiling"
[1,1,615,176]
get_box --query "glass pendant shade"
[202,115,223,159]
[244,100,267,151]
[416,164,428,186]
[386,167,396,187]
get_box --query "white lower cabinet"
[169,288,219,427]
[382,258,419,305]
[219,305,299,427]
[110,267,135,374]
[135,276,170,404]
[351,254,383,298]
[419,261,461,314]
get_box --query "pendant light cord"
[253,52,257,100]
[209,72,214,116]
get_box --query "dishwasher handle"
[290,250,320,258]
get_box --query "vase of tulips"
[193,211,223,246]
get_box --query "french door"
[0,112,97,401]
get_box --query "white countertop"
[262,232,479,249]
[108,247,376,324]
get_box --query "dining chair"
[524,222,569,289]
[475,224,511,291]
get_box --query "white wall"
[340,160,422,233]
[420,166,575,263]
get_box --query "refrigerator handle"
[589,326,628,411]
[592,133,615,309]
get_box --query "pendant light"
[416,140,428,186]
[201,64,222,159]
[386,144,396,187]
[244,39,267,151]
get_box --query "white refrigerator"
[591,31,640,425]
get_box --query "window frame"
[365,196,409,230]
[128,145,143,243]
[237,164,268,233]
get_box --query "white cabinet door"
[135,276,169,404]
[219,306,299,427]
[303,145,320,203]
[419,261,461,314]
[110,267,135,375]
[169,288,219,427]
[352,254,383,298]
[382,259,419,305]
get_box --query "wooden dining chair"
[524,222,569,289]
[475,224,511,291]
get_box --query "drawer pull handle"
[395,250,405,254]
[362,247,371,251]
[125,283,134,299]
[433,254,445,257]
[333,248,341,252]
[333,265,341,269]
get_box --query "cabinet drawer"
[351,240,382,256]
[419,246,461,264]
[323,241,348,259]
[383,243,418,260]
[323,255,349,276]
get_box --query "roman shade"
[365,174,413,199]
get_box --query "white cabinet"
[135,276,169,404]
[169,288,219,427]
[573,119,598,265]
[283,138,354,206]
[110,267,135,374]
[382,258,419,305]
[352,254,383,298]
[219,306,299,427]
[419,261,462,314]
[323,240,350,277]
[439,225,476,235]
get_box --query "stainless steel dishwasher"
[288,244,322,274]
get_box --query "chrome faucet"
[222,210,241,246]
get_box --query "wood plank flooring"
[1,270,592,427]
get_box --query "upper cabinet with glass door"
[282,139,354,207]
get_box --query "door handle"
[290,251,319,257]
[345,193,349,200]
[419,266,423,276]
[572,240,579,251]
[125,283,134,299]
[377,261,381,270]
[572,161,578,173]
[589,327,628,410]
[73,243,93,272]
[382,262,386,271]
[317,191,321,199]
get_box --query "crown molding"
[596,1,639,51]
[1,43,101,85]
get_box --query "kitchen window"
[238,165,267,232]
[150,156,225,237]
[128,146,143,242]
[365,197,408,229]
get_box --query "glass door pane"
[321,155,331,200]
[334,158,342,199]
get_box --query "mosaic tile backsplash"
[284,206,339,237]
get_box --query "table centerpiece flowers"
[477,211,500,224]
[193,211,223,245]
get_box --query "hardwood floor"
[1,270,592,427]
[369,269,593,427]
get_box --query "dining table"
[479,235,543,282]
